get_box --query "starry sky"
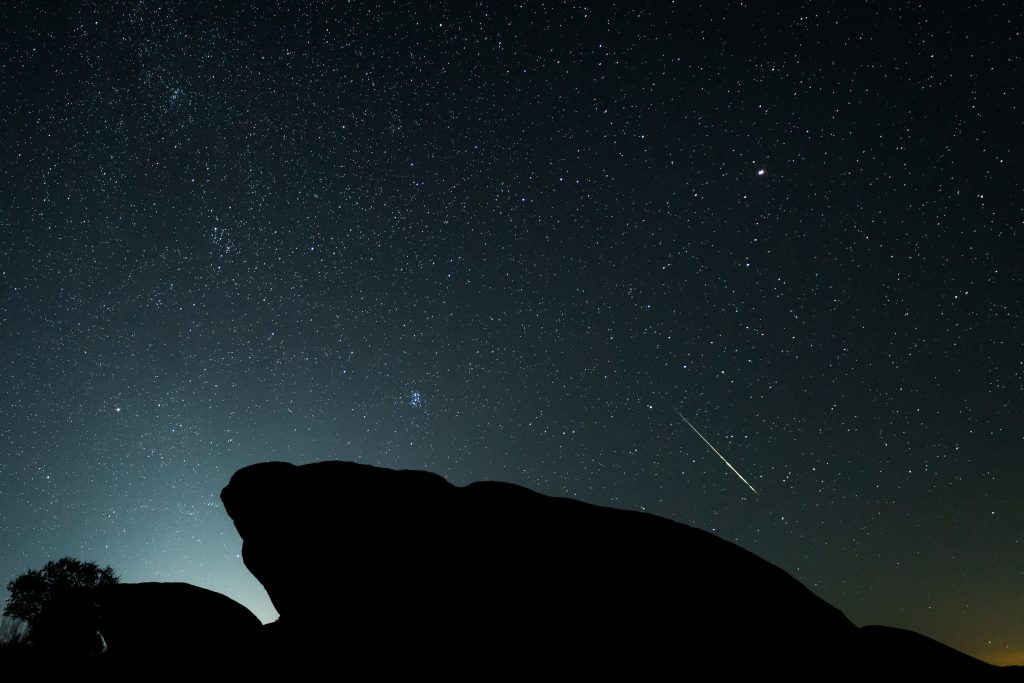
[1,0,1021,666]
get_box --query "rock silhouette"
[0,581,260,676]
[221,460,1004,676]
[94,582,261,660]
[1,461,1010,676]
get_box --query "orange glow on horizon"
[975,648,1024,668]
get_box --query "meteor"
[668,403,759,498]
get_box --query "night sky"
[1,0,1021,665]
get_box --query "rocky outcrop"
[94,582,261,660]
[2,461,1005,676]
[0,581,262,676]
[0,461,1008,676]
[222,461,860,673]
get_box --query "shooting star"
[668,403,759,498]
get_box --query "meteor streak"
[668,404,759,498]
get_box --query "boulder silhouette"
[0,581,262,677]
[94,582,261,662]
[222,461,864,674]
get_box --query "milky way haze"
[1,1,1020,665]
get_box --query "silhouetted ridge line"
[219,460,1003,676]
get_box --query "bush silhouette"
[4,557,118,653]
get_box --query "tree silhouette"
[4,557,118,651]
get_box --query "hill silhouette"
[1,460,1015,677]
[220,461,1010,677]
